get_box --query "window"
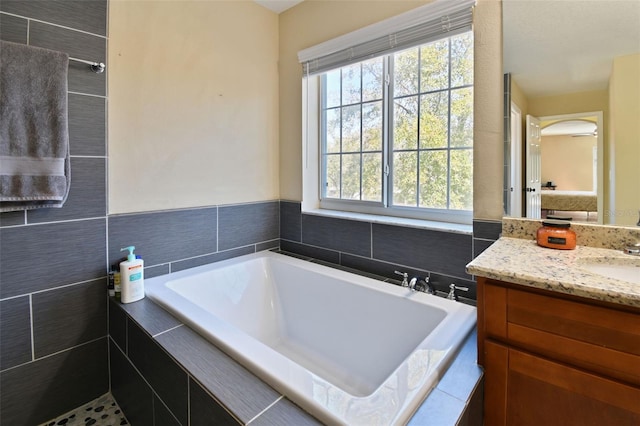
[319,32,473,221]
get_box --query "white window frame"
[300,0,475,226]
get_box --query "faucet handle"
[394,270,409,287]
[447,283,469,301]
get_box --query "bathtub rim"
[145,250,477,425]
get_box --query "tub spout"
[409,276,436,294]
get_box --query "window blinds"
[297,0,475,76]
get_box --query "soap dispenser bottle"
[119,246,145,303]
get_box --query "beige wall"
[541,135,596,191]
[473,0,503,220]
[528,89,609,119]
[108,0,279,214]
[608,53,640,226]
[279,0,505,221]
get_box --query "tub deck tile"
[155,325,281,424]
[250,398,323,426]
[118,298,182,337]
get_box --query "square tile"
[0,210,25,227]
[280,240,340,264]
[156,325,280,424]
[127,320,188,425]
[118,298,181,338]
[340,253,429,282]
[218,202,279,250]
[0,13,27,43]
[473,238,496,258]
[27,157,106,223]
[33,279,107,358]
[301,214,371,257]
[0,219,106,299]
[68,93,106,156]
[280,201,301,242]
[108,208,217,267]
[110,340,154,426]
[473,219,502,241]
[189,378,240,426]
[408,388,465,426]
[108,298,127,353]
[0,0,107,36]
[28,21,106,96]
[0,338,108,425]
[154,394,182,426]
[171,245,255,273]
[0,296,32,370]
[372,224,472,279]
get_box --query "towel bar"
[69,57,105,73]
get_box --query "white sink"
[576,257,640,284]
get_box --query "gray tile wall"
[472,219,502,259]
[0,2,109,424]
[280,201,478,300]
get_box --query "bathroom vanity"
[467,235,640,425]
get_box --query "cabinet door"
[484,341,640,426]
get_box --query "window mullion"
[446,37,453,210]
[382,55,392,208]
[416,47,422,208]
[359,63,364,201]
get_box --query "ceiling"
[503,0,640,98]
[253,0,304,14]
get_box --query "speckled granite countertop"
[466,237,640,309]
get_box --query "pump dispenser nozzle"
[120,246,136,262]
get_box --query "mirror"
[502,0,640,226]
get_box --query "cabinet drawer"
[483,281,640,385]
[508,347,640,426]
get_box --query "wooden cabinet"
[477,277,640,426]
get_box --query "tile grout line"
[29,294,35,361]
[0,11,108,39]
[152,324,183,339]
[245,395,284,425]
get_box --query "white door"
[510,103,523,217]
[525,115,542,218]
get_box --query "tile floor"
[39,393,128,426]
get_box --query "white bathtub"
[145,251,476,425]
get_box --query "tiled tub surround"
[144,251,477,425]
[110,282,482,426]
[280,201,492,303]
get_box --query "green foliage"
[321,32,474,213]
